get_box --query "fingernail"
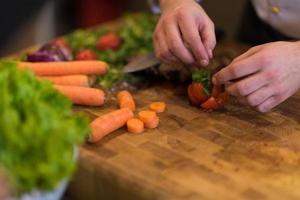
[212,76,217,85]
[208,49,213,59]
[200,59,209,66]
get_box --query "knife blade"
[123,53,160,73]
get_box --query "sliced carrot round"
[150,102,166,113]
[127,118,144,134]
[138,110,157,124]
[145,116,160,129]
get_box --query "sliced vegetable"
[149,102,166,113]
[138,110,157,125]
[117,90,135,111]
[127,118,144,134]
[18,61,108,76]
[97,33,121,51]
[187,84,199,105]
[145,116,159,129]
[39,75,90,87]
[201,97,219,110]
[190,82,209,104]
[75,49,97,60]
[212,85,222,98]
[192,69,211,96]
[89,108,134,143]
[54,85,105,106]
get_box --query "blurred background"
[0,0,246,56]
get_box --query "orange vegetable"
[97,33,121,51]
[89,108,134,143]
[138,110,157,124]
[191,82,209,104]
[39,75,90,87]
[149,102,166,113]
[145,116,160,129]
[18,61,108,76]
[117,90,135,111]
[54,85,105,106]
[201,97,220,110]
[127,118,144,134]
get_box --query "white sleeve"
[147,0,202,14]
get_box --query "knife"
[123,53,160,73]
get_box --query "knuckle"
[247,95,259,107]
[229,64,240,78]
[236,83,247,96]
[260,52,272,66]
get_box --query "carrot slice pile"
[117,90,135,111]
[149,101,166,113]
[138,110,159,129]
[89,108,134,143]
[127,118,144,134]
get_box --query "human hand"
[213,41,300,113]
[154,0,216,66]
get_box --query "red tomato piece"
[201,97,220,110]
[191,82,209,104]
[75,49,97,60]
[97,33,121,51]
[187,84,199,105]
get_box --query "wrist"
[159,0,198,12]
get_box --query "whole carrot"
[117,90,135,111]
[39,75,90,87]
[89,108,134,143]
[54,85,105,106]
[18,61,108,76]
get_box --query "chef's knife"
[123,53,160,73]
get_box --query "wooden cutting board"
[67,80,300,199]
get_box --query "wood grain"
[67,80,300,200]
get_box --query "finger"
[245,84,275,107]
[201,20,216,59]
[232,46,261,63]
[256,96,278,113]
[213,54,261,85]
[226,73,269,96]
[178,15,209,66]
[154,29,179,63]
[163,21,195,64]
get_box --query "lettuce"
[0,61,89,195]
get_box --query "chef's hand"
[154,0,216,66]
[213,41,300,113]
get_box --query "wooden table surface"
[65,41,300,200]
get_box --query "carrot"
[54,85,105,106]
[127,118,144,134]
[138,110,157,124]
[39,75,90,87]
[117,90,136,111]
[149,101,166,113]
[89,108,134,143]
[145,116,159,129]
[18,61,108,76]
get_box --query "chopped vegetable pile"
[0,61,89,194]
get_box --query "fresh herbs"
[192,69,211,96]
[0,62,89,195]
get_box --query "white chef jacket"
[251,0,300,39]
[148,0,300,39]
